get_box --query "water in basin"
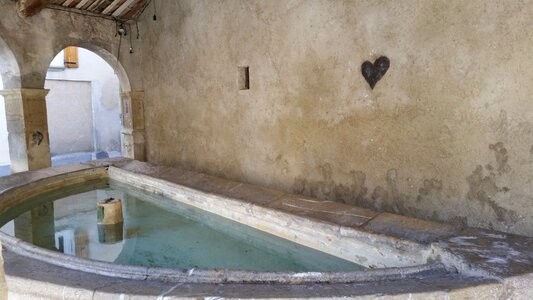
[0,180,365,271]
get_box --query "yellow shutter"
[64,46,79,68]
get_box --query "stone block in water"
[97,198,123,225]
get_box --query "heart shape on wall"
[361,56,390,89]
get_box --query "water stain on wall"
[466,142,517,228]
[291,165,418,217]
[291,142,521,232]
[292,163,368,205]
[417,179,443,203]
[489,142,511,175]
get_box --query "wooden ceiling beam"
[43,0,147,21]
[101,0,123,14]
[62,0,75,6]
[93,0,114,13]
[75,0,90,8]
[111,0,135,17]
[119,0,148,20]
[16,0,49,17]
[86,0,105,11]
[46,4,117,20]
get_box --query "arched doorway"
[45,46,128,165]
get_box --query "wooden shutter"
[64,46,79,68]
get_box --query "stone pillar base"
[120,91,145,161]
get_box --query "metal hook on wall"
[153,0,157,21]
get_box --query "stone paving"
[0,151,121,177]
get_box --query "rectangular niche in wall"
[238,66,250,90]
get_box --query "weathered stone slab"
[44,163,98,175]
[271,194,378,227]
[363,213,458,244]
[87,157,133,168]
[502,273,533,299]
[180,173,241,194]
[440,228,533,278]
[0,164,95,193]
[223,183,286,207]
[0,171,50,193]
[156,167,203,185]
[119,160,170,176]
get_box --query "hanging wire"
[116,21,126,72]
[136,20,140,39]
[117,32,122,64]
[129,24,134,53]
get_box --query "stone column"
[0,88,51,172]
[120,91,145,161]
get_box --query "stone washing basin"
[0,159,532,298]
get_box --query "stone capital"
[0,88,49,100]
[121,128,145,135]
[120,90,144,99]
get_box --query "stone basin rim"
[0,231,446,284]
[0,165,449,284]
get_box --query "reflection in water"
[8,187,127,261]
[97,197,124,244]
[14,203,55,250]
[98,223,123,244]
[1,181,365,271]
[75,230,89,257]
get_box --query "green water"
[0,180,365,271]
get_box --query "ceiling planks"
[101,0,125,15]
[111,0,136,17]
[45,0,149,21]
[119,0,148,20]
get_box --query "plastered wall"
[45,80,94,155]
[139,0,533,236]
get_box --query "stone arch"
[0,34,22,173]
[44,43,130,162]
[68,43,143,160]
[44,42,144,161]
[0,34,21,89]
[49,42,131,93]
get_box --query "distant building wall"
[45,80,94,155]
[46,47,121,155]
